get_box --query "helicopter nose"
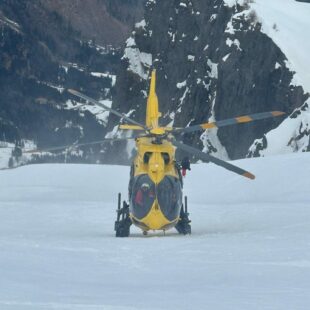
[130,174,182,228]
[148,153,165,183]
[150,163,159,171]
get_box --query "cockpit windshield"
[157,176,182,221]
[130,174,182,221]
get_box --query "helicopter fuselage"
[67,70,284,237]
[128,137,183,231]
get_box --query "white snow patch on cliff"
[223,0,249,7]
[201,97,229,160]
[225,9,251,35]
[0,12,22,33]
[90,72,116,86]
[187,55,195,61]
[226,38,242,51]
[248,100,310,156]
[65,99,112,126]
[0,143,14,168]
[222,53,230,62]
[135,19,146,29]
[207,59,218,79]
[0,141,37,169]
[123,37,152,80]
[177,87,189,113]
[176,80,187,89]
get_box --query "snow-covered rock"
[122,37,152,80]
[109,0,310,163]
[248,99,310,157]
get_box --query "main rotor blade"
[24,137,136,154]
[68,89,149,131]
[170,139,255,180]
[171,111,285,134]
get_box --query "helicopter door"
[157,176,182,221]
[130,175,156,219]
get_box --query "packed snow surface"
[1,153,310,309]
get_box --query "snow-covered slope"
[109,0,310,163]
[224,0,310,92]
[248,99,310,156]
[251,0,310,93]
[245,0,310,156]
[0,144,13,168]
[0,153,310,309]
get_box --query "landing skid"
[175,196,191,235]
[114,193,132,237]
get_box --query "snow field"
[0,153,310,309]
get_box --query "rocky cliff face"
[1,0,309,167]
[108,0,309,163]
[41,0,145,46]
[0,0,144,165]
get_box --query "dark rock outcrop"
[107,0,309,162]
[0,0,144,165]
[41,0,145,46]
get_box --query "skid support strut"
[175,196,191,235]
[115,193,132,237]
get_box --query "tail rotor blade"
[170,139,255,180]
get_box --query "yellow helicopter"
[67,70,285,237]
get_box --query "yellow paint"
[161,127,174,131]
[151,128,166,135]
[140,201,170,230]
[131,201,179,231]
[130,135,179,231]
[201,122,217,129]
[236,116,253,123]
[243,172,255,180]
[115,70,284,233]
[119,124,144,130]
[146,70,161,129]
[134,137,178,181]
[272,111,285,117]
[120,70,180,231]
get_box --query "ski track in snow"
[0,154,310,309]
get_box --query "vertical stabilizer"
[146,70,161,129]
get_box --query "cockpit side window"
[130,175,156,219]
[161,152,170,165]
[143,152,152,164]
[157,176,182,221]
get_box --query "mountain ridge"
[106,0,309,163]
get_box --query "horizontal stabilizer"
[119,125,145,131]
